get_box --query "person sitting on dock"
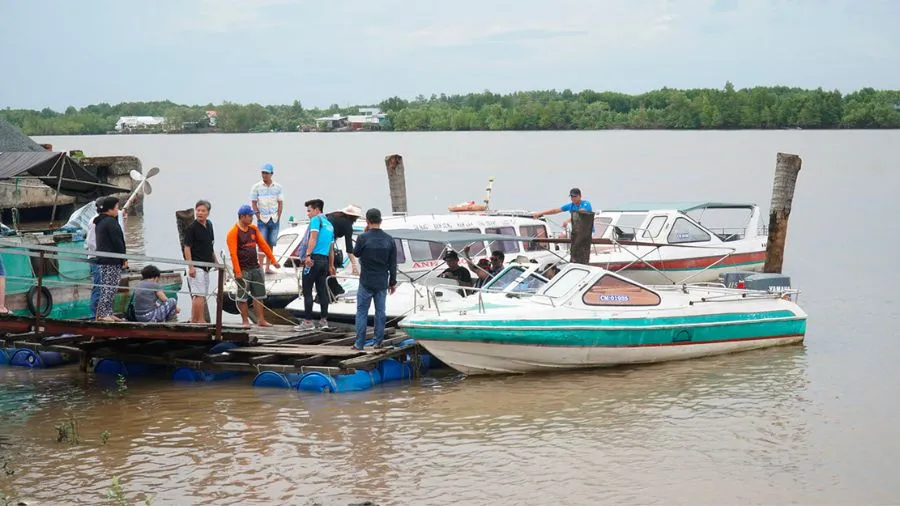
[227,205,280,328]
[94,197,128,322]
[183,199,217,323]
[351,208,397,350]
[133,265,180,322]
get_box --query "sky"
[1,0,897,111]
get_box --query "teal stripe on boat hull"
[404,318,807,348]
[408,310,799,329]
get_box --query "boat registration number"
[598,294,630,302]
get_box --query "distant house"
[315,108,387,132]
[894,104,900,112]
[114,116,165,133]
[314,114,350,131]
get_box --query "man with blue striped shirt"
[250,163,284,274]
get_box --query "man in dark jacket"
[351,208,397,350]
[93,196,128,321]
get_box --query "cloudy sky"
[2,0,896,110]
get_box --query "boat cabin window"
[612,213,647,240]
[449,228,485,256]
[593,217,612,239]
[485,266,549,294]
[519,225,549,251]
[642,216,667,239]
[394,239,406,264]
[484,266,526,291]
[666,217,711,244]
[485,226,520,254]
[408,240,446,262]
[541,267,591,298]
[582,275,661,306]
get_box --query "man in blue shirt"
[351,208,398,350]
[532,187,593,219]
[296,198,336,331]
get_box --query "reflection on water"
[0,346,813,505]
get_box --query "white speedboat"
[224,211,559,315]
[573,201,769,285]
[285,250,557,325]
[399,263,807,376]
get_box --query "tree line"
[3,83,899,136]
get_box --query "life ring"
[26,286,52,317]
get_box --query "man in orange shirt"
[227,205,280,327]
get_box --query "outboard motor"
[719,271,795,300]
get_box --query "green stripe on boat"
[404,318,807,348]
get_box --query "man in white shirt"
[249,163,284,274]
[84,197,104,318]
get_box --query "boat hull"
[415,333,804,375]
[403,310,807,375]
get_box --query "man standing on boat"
[351,208,397,350]
[532,188,593,227]
[183,200,216,323]
[227,205,280,328]
[295,199,336,331]
[249,163,284,274]
[85,197,104,318]
[326,204,363,275]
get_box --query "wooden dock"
[0,314,421,377]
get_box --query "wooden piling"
[384,154,408,214]
[570,211,594,265]
[763,152,802,274]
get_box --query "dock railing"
[0,238,230,339]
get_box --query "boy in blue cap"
[227,204,280,327]
[250,163,284,274]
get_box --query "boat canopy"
[0,151,129,197]
[602,201,757,213]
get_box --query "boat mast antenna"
[483,177,495,210]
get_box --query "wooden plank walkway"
[1,316,421,377]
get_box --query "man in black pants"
[296,199,336,331]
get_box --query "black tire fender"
[26,286,52,317]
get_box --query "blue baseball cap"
[260,163,274,174]
[238,204,254,216]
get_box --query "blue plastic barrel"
[94,359,127,376]
[172,367,240,382]
[0,347,16,365]
[252,371,291,389]
[94,360,153,377]
[209,342,238,354]
[9,349,70,368]
[296,369,382,393]
[378,358,413,383]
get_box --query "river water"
[0,130,897,505]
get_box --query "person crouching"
[134,265,180,322]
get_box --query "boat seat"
[613,226,635,241]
